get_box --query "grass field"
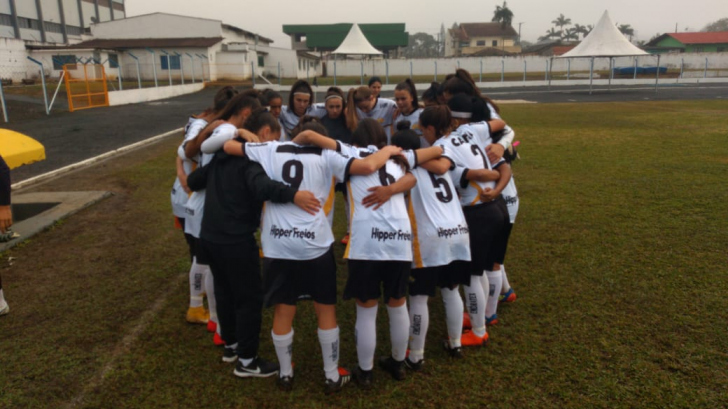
[1,100,727,408]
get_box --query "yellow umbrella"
[0,129,46,169]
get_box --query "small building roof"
[558,11,648,58]
[29,37,224,51]
[282,23,407,51]
[222,24,273,44]
[450,23,518,41]
[647,31,728,46]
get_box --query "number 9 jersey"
[245,141,354,260]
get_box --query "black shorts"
[344,260,410,303]
[176,218,196,263]
[409,260,471,296]
[492,222,514,265]
[193,237,211,265]
[462,196,508,274]
[262,247,337,307]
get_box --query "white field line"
[12,128,183,190]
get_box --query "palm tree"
[562,28,579,41]
[573,24,589,40]
[617,24,635,41]
[552,14,572,32]
[492,1,514,28]
[586,24,594,35]
[538,27,562,42]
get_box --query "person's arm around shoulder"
[362,172,417,210]
[244,160,321,215]
[480,162,512,202]
[349,146,402,175]
[292,130,339,151]
[185,120,224,158]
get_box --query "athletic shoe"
[460,329,489,347]
[462,312,472,329]
[442,340,463,359]
[207,320,217,333]
[233,357,279,378]
[499,288,517,304]
[379,356,406,381]
[352,366,373,389]
[277,374,294,392]
[324,367,352,395]
[340,234,349,245]
[186,306,209,324]
[213,332,225,346]
[222,347,237,363]
[0,300,8,316]
[404,357,424,371]
[486,314,499,326]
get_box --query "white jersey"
[462,122,519,223]
[393,108,427,146]
[279,104,327,140]
[171,117,200,218]
[402,151,470,268]
[357,98,397,139]
[245,141,353,260]
[344,159,412,262]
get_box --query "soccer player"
[263,89,286,141]
[392,79,425,145]
[222,121,403,394]
[368,76,383,99]
[345,86,397,140]
[278,80,326,140]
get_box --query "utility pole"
[518,22,524,45]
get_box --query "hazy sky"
[125,0,728,47]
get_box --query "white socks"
[441,287,464,348]
[408,295,429,363]
[464,274,487,337]
[203,266,217,323]
[272,329,294,377]
[355,304,378,370]
[501,264,511,293]
[387,304,410,362]
[0,288,5,306]
[188,258,205,308]
[318,327,341,382]
[485,269,503,318]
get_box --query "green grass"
[1,100,727,408]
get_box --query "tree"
[573,24,589,40]
[617,24,635,41]
[538,28,562,42]
[404,32,440,58]
[562,28,579,41]
[702,18,728,32]
[492,1,514,28]
[552,14,572,32]
[586,24,594,35]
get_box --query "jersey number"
[428,172,453,203]
[378,168,396,186]
[471,144,489,169]
[282,160,304,190]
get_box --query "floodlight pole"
[589,57,594,95]
[128,52,142,89]
[146,48,158,87]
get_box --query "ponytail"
[346,86,372,131]
[420,105,454,139]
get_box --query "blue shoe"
[486,314,499,326]
[499,288,517,304]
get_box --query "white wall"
[98,4,111,22]
[15,0,37,19]
[81,1,95,27]
[108,82,205,106]
[215,51,255,80]
[61,0,81,27]
[41,0,62,22]
[0,0,11,15]
[117,47,212,82]
[91,13,221,39]
[250,45,323,80]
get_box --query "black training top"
[0,156,10,206]
[187,141,298,244]
[321,115,352,145]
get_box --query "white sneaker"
[0,300,9,316]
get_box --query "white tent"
[332,24,382,55]
[554,10,658,93]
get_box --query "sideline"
[11,128,184,191]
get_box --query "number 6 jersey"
[245,141,354,260]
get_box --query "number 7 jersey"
[245,141,354,260]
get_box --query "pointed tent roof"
[331,23,382,55]
[557,11,648,58]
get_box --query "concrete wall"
[215,51,255,80]
[91,13,221,39]
[108,82,205,106]
[252,45,323,79]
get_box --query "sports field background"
[0,100,726,408]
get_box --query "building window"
[476,40,485,46]
[694,47,704,52]
[258,55,264,67]
[18,17,41,30]
[298,59,302,70]
[161,55,181,70]
[53,55,77,70]
[492,40,498,47]
[718,46,727,52]
[66,25,83,36]
[0,13,13,27]
[44,21,64,34]
[108,54,119,68]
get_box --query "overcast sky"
[126,0,728,47]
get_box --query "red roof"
[552,45,577,55]
[668,32,728,44]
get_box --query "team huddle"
[170,68,520,394]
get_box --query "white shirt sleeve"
[324,149,354,183]
[497,128,515,149]
[201,125,237,154]
[403,150,417,169]
[244,142,275,171]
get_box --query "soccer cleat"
[207,320,217,333]
[460,329,489,347]
[213,332,225,346]
[324,367,352,395]
[340,234,349,245]
[222,347,237,363]
[0,300,8,316]
[186,306,209,324]
[277,374,294,392]
[486,314,499,326]
[462,312,472,330]
[233,357,280,378]
[353,366,373,389]
[499,288,517,304]
[404,357,424,371]
[379,356,406,381]
[442,340,463,359]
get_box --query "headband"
[293,92,311,96]
[325,95,343,101]
[451,111,472,119]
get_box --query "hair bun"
[396,120,411,131]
